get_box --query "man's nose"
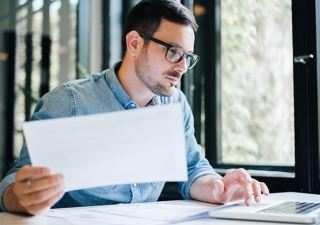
[174,57,188,74]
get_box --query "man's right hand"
[3,166,65,215]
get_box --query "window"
[193,0,320,193]
[220,0,294,166]
[0,0,78,177]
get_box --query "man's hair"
[121,0,198,53]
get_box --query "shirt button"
[133,183,136,187]
[131,103,135,107]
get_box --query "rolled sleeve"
[178,136,221,200]
[0,173,16,212]
[177,94,222,200]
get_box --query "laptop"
[209,198,320,224]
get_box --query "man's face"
[134,19,195,97]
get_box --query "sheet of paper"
[23,103,187,191]
[49,207,167,225]
[47,200,233,224]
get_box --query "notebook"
[209,198,320,224]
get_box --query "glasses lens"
[166,46,199,69]
[187,55,198,69]
[186,56,192,68]
[166,47,184,63]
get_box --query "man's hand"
[3,166,65,215]
[212,168,269,205]
[190,168,269,206]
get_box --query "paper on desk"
[47,200,232,225]
[23,103,187,191]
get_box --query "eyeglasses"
[139,33,200,69]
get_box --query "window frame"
[193,0,320,193]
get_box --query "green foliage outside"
[220,0,294,165]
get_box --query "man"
[0,0,269,215]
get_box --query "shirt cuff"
[0,173,16,212]
[180,172,222,200]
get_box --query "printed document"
[23,103,187,191]
[47,200,235,225]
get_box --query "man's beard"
[134,46,179,97]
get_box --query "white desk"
[1,192,319,225]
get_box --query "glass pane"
[32,0,43,12]
[7,0,78,158]
[14,14,27,157]
[50,0,77,87]
[18,0,27,6]
[220,0,294,165]
[50,0,62,89]
[31,11,43,113]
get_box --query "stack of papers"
[47,200,234,225]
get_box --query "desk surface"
[1,192,319,225]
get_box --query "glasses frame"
[139,33,200,69]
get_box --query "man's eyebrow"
[170,42,194,53]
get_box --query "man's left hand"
[212,168,269,205]
[190,168,269,206]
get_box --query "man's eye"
[169,48,177,54]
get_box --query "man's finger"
[25,175,64,194]
[25,190,65,215]
[251,179,261,202]
[260,181,270,196]
[212,179,228,202]
[15,166,51,182]
[222,168,252,185]
[15,174,64,195]
[240,177,253,206]
[19,182,65,207]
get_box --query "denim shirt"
[0,62,220,211]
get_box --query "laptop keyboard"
[258,201,320,214]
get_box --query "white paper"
[23,103,187,191]
[47,200,232,224]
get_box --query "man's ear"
[126,30,143,57]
